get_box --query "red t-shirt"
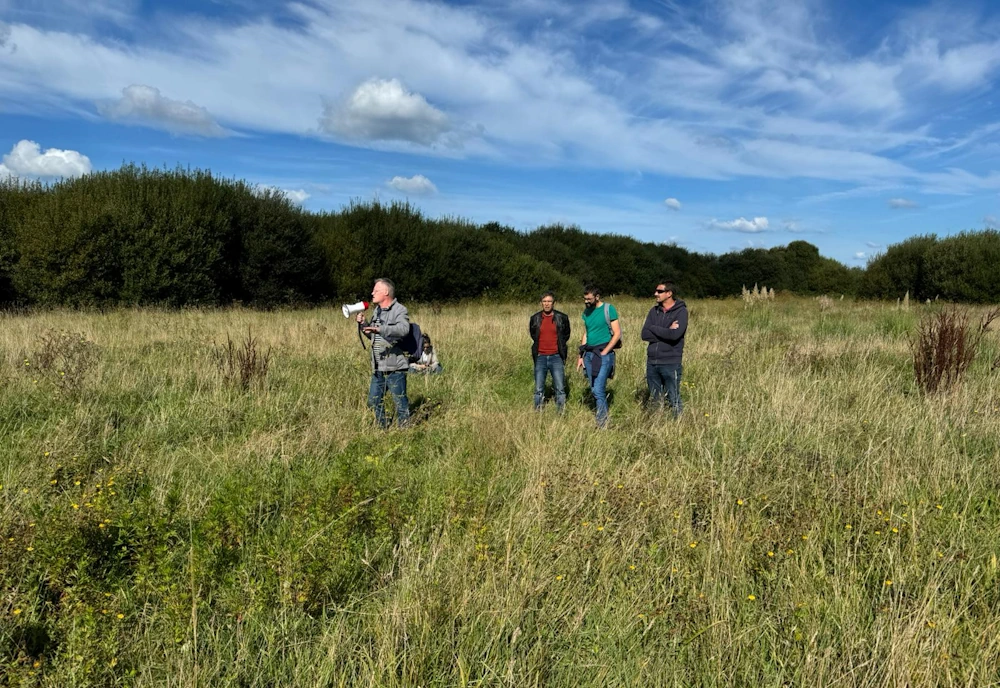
[538,312,558,355]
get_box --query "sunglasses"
[654,289,667,293]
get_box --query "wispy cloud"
[387,174,438,195]
[986,215,998,228]
[99,85,229,137]
[888,197,920,209]
[0,139,91,178]
[708,216,770,233]
[1,0,1000,196]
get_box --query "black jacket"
[529,310,571,361]
[640,299,688,364]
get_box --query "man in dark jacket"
[528,291,571,412]
[640,280,688,418]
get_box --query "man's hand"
[576,356,584,371]
[355,313,365,324]
[669,321,680,330]
[362,326,380,335]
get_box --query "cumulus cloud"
[0,139,92,178]
[663,197,681,211]
[986,215,998,228]
[283,189,310,204]
[254,184,310,205]
[708,216,770,233]
[321,78,451,146]
[888,197,919,209]
[855,252,867,260]
[99,85,228,137]
[387,174,438,195]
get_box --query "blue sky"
[1,0,999,265]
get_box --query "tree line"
[0,165,994,307]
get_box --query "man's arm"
[600,319,621,356]
[640,311,657,343]
[379,305,410,342]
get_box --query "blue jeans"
[647,362,682,418]
[368,371,410,428]
[534,354,566,410]
[583,350,615,427]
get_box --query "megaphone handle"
[357,321,368,350]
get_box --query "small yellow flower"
[72,503,79,509]
[891,527,899,534]
[767,551,774,557]
[786,548,794,555]
[737,499,744,506]
[845,524,852,530]
[884,580,893,586]
[13,609,21,616]
[555,575,564,581]
[927,620,936,628]
[44,452,50,457]
[116,613,124,619]
[616,484,623,489]
[596,526,604,532]
[936,504,943,510]
[582,521,590,527]
[26,546,34,552]
[629,565,636,571]
[747,594,756,601]
[875,530,881,535]
[801,534,808,541]
[689,541,698,549]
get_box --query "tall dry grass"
[2,297,1000,686]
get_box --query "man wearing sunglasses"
[640,281,688,418]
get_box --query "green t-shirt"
[582,303,618,347]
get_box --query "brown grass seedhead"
[26,329,99,396]
[912,307,1000,395]
[214,329,272,391]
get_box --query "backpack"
[604,303,623,350]
[399,322,423,358]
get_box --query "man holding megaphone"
[355,278,411,428]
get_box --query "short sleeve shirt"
[582,303,618,347]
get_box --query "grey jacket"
[363,299,411,373]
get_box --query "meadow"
[2,297,999,687]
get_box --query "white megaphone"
[342,301,369,318]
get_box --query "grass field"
[2,297,1000,687]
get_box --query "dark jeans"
[534,354,566,410]
[583,350,615,427]
[368,370,410,428]
[647,362,682,417]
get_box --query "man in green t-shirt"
[576,284,621,427]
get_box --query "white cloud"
[888,197,919,209]
[986,215,998,228]
[708,216,770,233]
[854,251,866,260]
[0,139,91,178]
[663,197,681,211]
[283,189,310,204]
[254,184,311,205]
[866,241,883,248]
[99,85,228,137]
[2,0,1000,194]
[387,174,438,195]
[321,78,451,146]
